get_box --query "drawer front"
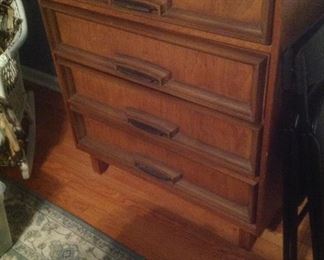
[44,7,268,122]
[112,0,274,43]
[57,58,261,176]
[46,0,274,43]
[71,110,257,223]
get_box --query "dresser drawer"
[70,110,257,223]
[45,8,268,122]
[45,0,274,43]
[113,0,274,44]
[58,58,262,176]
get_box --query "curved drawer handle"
[112,0,171,16]
[125,107,179,138]
[134,156,183,183]
[113,54,171,87]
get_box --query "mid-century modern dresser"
[38,0,324,249]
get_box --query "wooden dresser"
[38,0,324,249]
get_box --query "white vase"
[0,182,12,256]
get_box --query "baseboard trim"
[22,66,60,92]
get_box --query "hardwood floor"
[5,85,313,259]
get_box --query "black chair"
[282,17,324,260]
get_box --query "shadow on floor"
[29,83,66,168]
[113,206,260,260]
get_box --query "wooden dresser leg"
[238,230,257,250]
[90,156,109,174]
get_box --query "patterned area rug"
[0,179,144,260]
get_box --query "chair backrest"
[282,16,324,260]
[283,17,324,130]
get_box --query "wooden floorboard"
[5,85,313,259]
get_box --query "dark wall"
[20,0,55,75]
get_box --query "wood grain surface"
[5,84,314,259]
[37,0,324,252]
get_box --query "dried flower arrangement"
[0,0,21,54]
[0,0,26,171]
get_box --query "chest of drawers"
[38,0,324,249]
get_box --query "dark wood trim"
[56,66,75,98]
[261,0,275,44]
[41,7,61,49]
[90,156,109,174]
[238,230,257,250]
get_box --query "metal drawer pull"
[125,107,179,138]
[134,157,182,183]
[113,54,171,87]
[111,0,171,16]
